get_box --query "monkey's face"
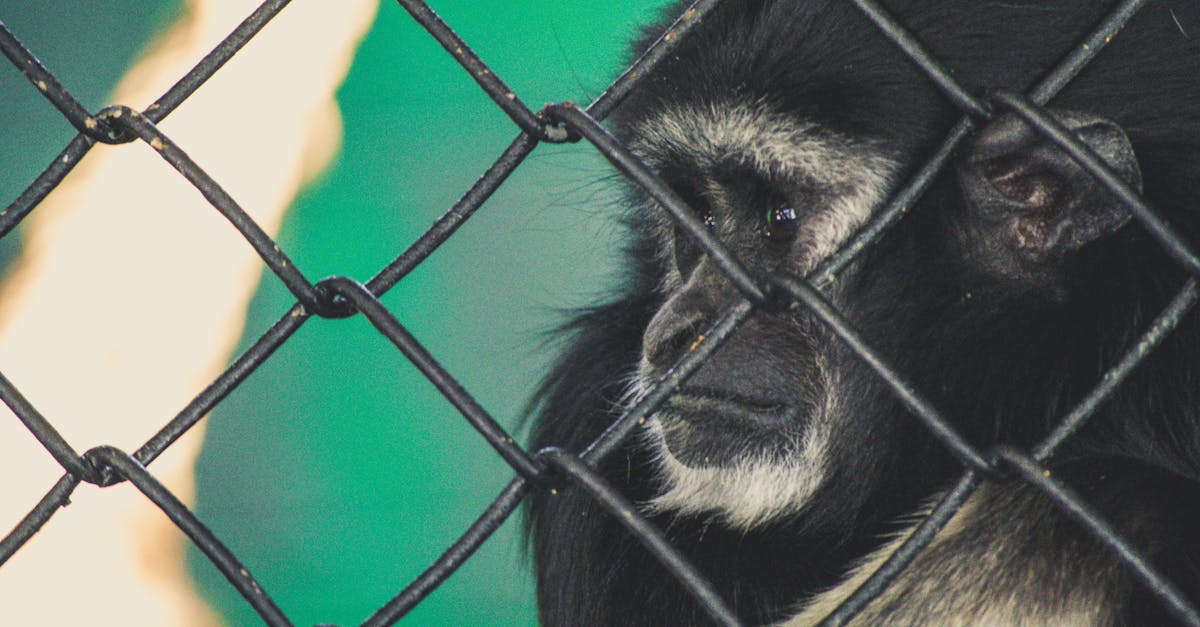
[629,100,897,529]
[629,98,1144,530]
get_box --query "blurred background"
[0,0,665,624]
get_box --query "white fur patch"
[634,101,864,181]
[644,414,829,530]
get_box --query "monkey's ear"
[957,110,1141,263]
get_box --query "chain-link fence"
[1,0,1198,625]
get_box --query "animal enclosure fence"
[1,0,1197,625]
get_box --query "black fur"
[527,1,1200,625]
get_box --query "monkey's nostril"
[645,328,702,368]
[643,307,708,368]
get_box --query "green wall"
[0,0,667,625]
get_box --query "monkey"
[525,1,1200,625]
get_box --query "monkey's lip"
[656,389,814,467]
[663,389,804,430]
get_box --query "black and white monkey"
[526,1,1200,625]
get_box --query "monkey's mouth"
[655,389,815,468]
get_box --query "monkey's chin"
[645,405,829,530]
[655,394,814,467]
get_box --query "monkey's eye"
[763,206,799,242]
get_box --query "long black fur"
[526,1,1200,625]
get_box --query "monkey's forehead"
[629,100,895,191]
[629,100,898,276]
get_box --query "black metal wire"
[323,276,544,481]
[0,371,92,480]
[1025,0,1148,106]
[370,0,733,294]
[0,474,79,567]
[546,103,770,305]
[771,275,996,475]
[816,470,981,627]
[582,300,755,465]
[810,118,975,288]
[135,303,309,466]
[0,0,293,228]
[361,478,530,626]
[540,448,744,627]
[145,0,293,123]
[815,0,1147,288]
[1,0,1197,625]
[0,20,114,142]
[392,1,551,140]
[810,278,1200,624]
[86,446,293,626]
[1034,279,1200,460]
[113,108,329,313]
[585,0,724,120]
[995,448,1200,626]
[849,0,990,119]
[993,91,1200,278]
[0,135,94,238]
[365,133,538,295]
